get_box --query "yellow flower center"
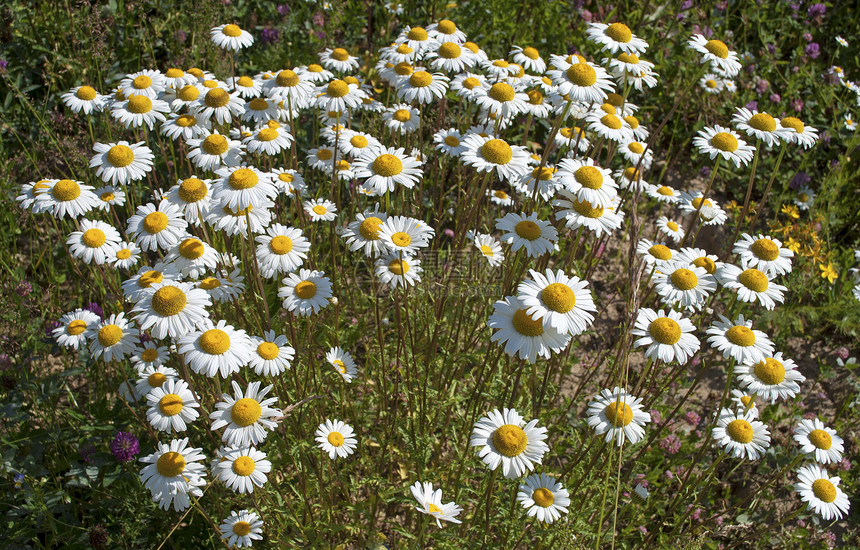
[257,342,280,360]
[330,47,350,62]
[666,221,679,231]
[488,82,515,102]
[295,280,317,299]
[441,135,460,148]
[176,238,203,259]
[222,24,242,37]
[105,144,135,167]
[574,166,604,189]
[512,309,544,336]
[533,487,555,507]
[726,419,753,443]
[269,235,293,254]
[345,136,367,151]
[463,77,481,89]
[356,216,382,240]
[147,372,166,387]
[492,59,510,68]
[139,270,163,288]
[726,325,756,347]
[811,479,837,503]
[199,328,231,355]
[82,228,107,248]
[307,64,324,73]
[656,186,673,197]
[312,205,328,216]
[271,70,298,89]
[233,522,252,536]
[704,39,730,59]
[372,154,404,177]
[624,117,640,131]
[648,244,671,260]
[623,167,640,181]
[649,317,682,345]
[151,286,187,316]
[750,238,779,261]
[232,455,256,476]
[566,63,597,86]
[809,429,832,450]
[229,168,258,190]
[480,244,494,256]
[428,502,442,514]
[204,88,231,108]
[616,52,639,64]
[390,231,412,248]
[542,282,576,313]
[600,103,616,115]
[532,167,554,181]
[327,431,345,446]
[173,114,196,128]
[705,79,718,89]
[313,148,333,162]
[256,128,278,142]
[278,172,294,183]
[754,357,785,385]
[199,277,221,289]
[127,95,153,114]
[739,268,769,292]
[326,79,350,98]
[158,394,184,416]
[236,76,254,87]
[231,398,262,427]
[132,75,152,89]
[396,43,413,54]
[97,324,123,347]
[492,424,528,456]
[628,142,644,154]
[246,98,268,111]
[187,67,204,78]
[407,27,428,41]
[605,401,634,427]
[670,268,698,291]
[388,258,410,275]
[522,46,540,59]
[601,114,622,129]
[407,71,433,89]
[605,22,632,42]
[748,113,777,132]
[66,319,88,335]
[178,178,208,202]
[572,198,604,218]
[711,132,739,152]
[437,19,457,34]
[527,90,544,105]
[515,220,542,241]
[389,108,413,124]
[480,139,513,165]
[143,212,169,234]
[438,41,464,59]
[177,85,200,101]
[202,134,229,155]
[142,348,159,362]
[494,190,509,200]
[76,85,98,100]
[463,41,479,53]
[781,117,805,133]
[156,451,186,477]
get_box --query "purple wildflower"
[684,411,700,426]
[790,172,810,189]
[261,27,280,45]
[649,409,662,424]
[80,444,96,464]
[745,100,758,111]
[312,11,325,26]
[277,4,290,15]
[45,320,61,339]
[808,3,826,17]
[769,93,781,103]
[110,431,139,463]
[792,98,804,112]
[756,79,770,93]
[85,302,104,320]
[805,43,820,59]
[835,347,850,360]
[802,32,813,42]
[174,30,188,43]
[659,434,682,454]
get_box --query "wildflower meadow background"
[1,0,859,548]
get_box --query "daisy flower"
[605,52,654,78]
[219,510,264,548]
[187,130,244,171]
[547,58,615,103]
[779,116,819,149]
[731,389,760,419]
[410,481,463,528]
[246,330,294,375]
[353,147,423,196]
[177,319,253,379]
[383,104,421,134]
[586,111,635,143]
[146,378,200,433]
[255,224,310,279]
[700,74,725,94]
[88,313,138,363]
[341,209,389,257]
[215,446,271,494]
[314,79,365,112]
[587,387,651,445]
[139,437,206,511]
[228,75,262,98]
[677,192,729,226]
[61,85,106,114]
[192,87,245,125]
[488,188,514,206]
[320,47,360,73]
[517,269,596,336]
[794,185,815,210]
[618,140,654,169]
[298,62,335,84]
[427,19,467,43]
[270,168,306,196]
[636,238,674,266]
[526,90,553,120]
[688,35,742,77]
[197,270,246,303]
[712,408,770,460]
[163,82,204,111]
[160,113,211,141]
[315,419,358,460]
[474,233,504,267]
[397,26,438,56]
[134,365,179,400]
[263,69,315,105]
[793,419,844,465]
[131,341,170,372]
[706,314,774,365]
[210,23,254,51]
[586,22,648,55]
[615,166,649,192]
[556,158,618,207]
[53,308,101,350]
[303,199,338,222]
[656,216,685,243]
[496,212,558,258]
[306,146,336,171]
[35,179,100,219]
[327,347,358,382]
[474,82,529,119]
[470,408,549,478]
[378,215,434,256]
[450,72,487,100]
[693,125,755,167]
[735,352,805,403]
[67,219,122,265]
[279,269,333,316]
[396,70,449,104]
[212,166,277,211]
[127,200,187,252]
[209,200,274,238]
[631,308,700,364]
[337,130,381,158]
[794,464,850,521]
[517,474,571,524]
[645,183,681,204]
[121,264,178,303]
[653,262,717,310]
[132,281,212,340]
[716,265,786,310]
[94,184,126,211]
[164,177,213,225]
[460,134,531,183]
[110,94,169,130]
[732,107,789,148]
[92,141,156,189]
[375,253,423,289]
[425,41,475,73]
[554,193,624,237]
[510,45,546,74]
[487,296,571,364]
[119,69,165,99]
[241,97,280,125]
[210,381,280,447]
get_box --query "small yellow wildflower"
[785,237,801,254]
[819,263,838,283]
[781,204,800,219]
